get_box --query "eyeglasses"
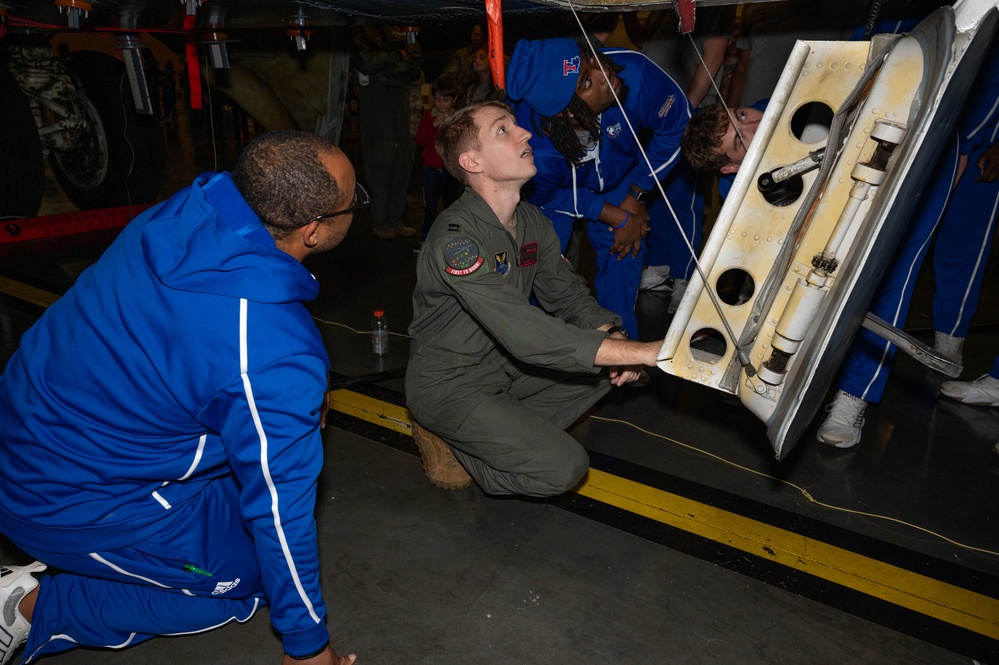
[305,182,371,224]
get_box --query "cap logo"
[563,56,580,76]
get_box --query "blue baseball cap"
[506,38,581,117]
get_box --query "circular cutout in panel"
[689,328,728,365]
[790,101,834,143]
[716,268,755,306]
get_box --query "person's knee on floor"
[406,100,666,499]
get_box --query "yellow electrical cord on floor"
[590,414,999,558]
[312,316,411,339]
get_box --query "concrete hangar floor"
[1,96,997,665]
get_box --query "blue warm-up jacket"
[0,172,331,654]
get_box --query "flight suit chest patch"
[494,250,510,276]
[442,237,485,276]
[519,243,538,267]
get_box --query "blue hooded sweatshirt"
[0,172,331,655]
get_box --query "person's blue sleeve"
[209,356,331,657]
[957,44,999,154]
[614,52,692,192]
[522,147,607,222]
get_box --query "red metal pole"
[486,0,504,90]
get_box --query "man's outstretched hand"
[609,364,644,386]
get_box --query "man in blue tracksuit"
[0,132,359,665]
[931,44,999,416]
[931,42,999,365]
[506,38,690,339]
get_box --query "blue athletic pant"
[19,476,265,662]
[645,159,704,282]
[932,142,999,337]
[837,138,959,403]
[548,212,645,339]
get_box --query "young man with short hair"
[681,103,764,175]
[406,100,662,496]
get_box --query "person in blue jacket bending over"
[506,37,690,339]
[929,42,999,366]
[0,131,360,665]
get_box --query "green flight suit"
[406,189,621,496]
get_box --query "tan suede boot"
[411,421,472,490]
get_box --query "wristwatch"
[626,184,647,204]
[605,325,630,339]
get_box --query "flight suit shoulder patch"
[442,236,485,276]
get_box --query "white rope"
[566,1,755,372]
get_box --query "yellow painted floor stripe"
[329,389,413,436]
[576,468,999,639]
[0,276,59,308]
[329,388,999,641]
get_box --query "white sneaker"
[939,374,999,406]
[816,390,867,449]
[639,265,671,292]
[933,331,964,365]
[667,279,688,314]
[1,562,46,665]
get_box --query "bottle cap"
[373,310,384,317]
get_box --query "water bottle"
[372,310,389,355]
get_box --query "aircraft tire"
[50,51,164,211]
[0,65,44,219]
